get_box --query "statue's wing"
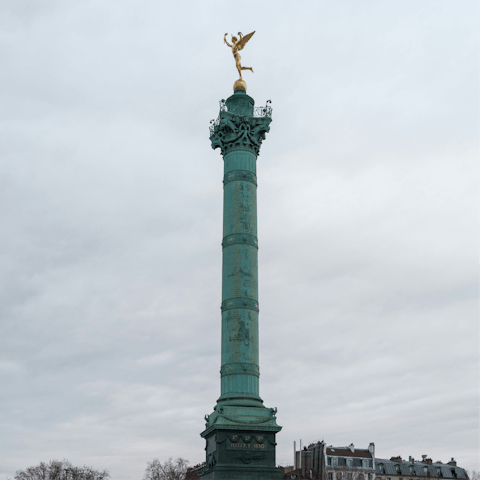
[237,31,255,51]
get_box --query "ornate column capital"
[209,96,272,157]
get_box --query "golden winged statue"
[224,31,255,80]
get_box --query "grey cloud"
[0,0,477,479]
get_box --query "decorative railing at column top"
[209,100,272,136]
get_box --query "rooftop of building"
[375,457,467,479]
[326,447,373,459]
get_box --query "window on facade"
[347,460,353,468]
[336,472,342,480]
[333,459,338,467]
[363,461,369,469]
[328,473,333,480]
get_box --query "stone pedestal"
[201,88,280,480]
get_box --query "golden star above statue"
[224,31,255,91]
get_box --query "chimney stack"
[294,441,297,470]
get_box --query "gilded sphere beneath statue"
[233,78,247,91]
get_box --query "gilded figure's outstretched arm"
[224,34,232,47]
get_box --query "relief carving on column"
[223,170,257,186]
[222,233,258,249]
[220,363,260,377]
[221,297,259,313]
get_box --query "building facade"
[325,444,376,480]
[282,444,468,480]
[282,442,375,480]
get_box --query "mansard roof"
[375,458,467,479]
[326,448,373,458]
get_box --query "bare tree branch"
[11,459,110,480]
[143,457,189,480]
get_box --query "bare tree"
[467,471,479,480]
[143,457,189,480]
[10,459,110,480]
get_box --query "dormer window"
[347,459,353,468]
[333,458,338,467]
[396,466,401,475]
[379,464,385,474]
[363,460,369,469]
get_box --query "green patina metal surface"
[201,89,281,480]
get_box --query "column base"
[202,464,282,480]
[201,426,281,480]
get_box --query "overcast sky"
[0,1,478,479]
